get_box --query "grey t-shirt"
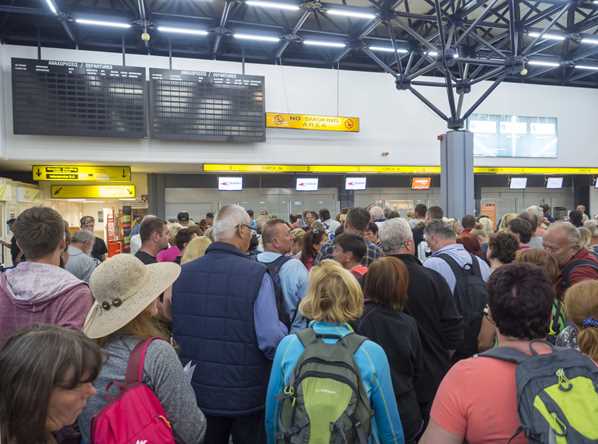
[79,336,206,444]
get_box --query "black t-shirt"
[92,237,108,262]
[135,250,157,265]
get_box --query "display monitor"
[296,178,319,191]
[546,177,563,189]
[411,177,432,190]
[218,177,243,191]
[345,177,366,190]
[509,177,528,189]
[595,178,598,189]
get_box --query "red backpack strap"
[125,337,160,386]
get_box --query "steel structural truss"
[2,0,598,126]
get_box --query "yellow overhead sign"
[33,165,131,182]
[266,113,360,132]
[51,185,136,199]
[474,167,598,175]
[203,164,439,174]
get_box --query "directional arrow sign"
[33,165,131,182]
[50,185,136,199]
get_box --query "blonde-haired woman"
[265,260,405,444]
[180,236,212,265]
[498,212,518,232]
[558,280,598,362]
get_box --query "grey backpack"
[276,328,373,444]
[481,341,598,443]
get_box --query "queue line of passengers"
[0,204,598,444]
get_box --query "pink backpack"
[91,338,176,444]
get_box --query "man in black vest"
[379,217,464,423]
[172,204,287,444]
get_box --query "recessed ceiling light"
[326,9,377,20]
[75,18,131,29]
[527,31,566,41]
[245,1,300,11]
[234,33,281,43]
[157,26,209,36]
[303,39,346,48]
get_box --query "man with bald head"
[544,221,598,296]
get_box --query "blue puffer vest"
[172,242,269,416]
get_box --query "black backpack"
[256,254,294,329]
[437,253,488,361]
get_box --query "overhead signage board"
[51,184,136,199]
[509,177,528,189]
[411,177,432,190]
[546,177,563,189]
[12,58,146,138]
[296,178,319,191]
[218,177,243,191]
[203,164,439,174]
[33,165,131,182]
[266,113,359,132]
[473,167,598,175]
[345,177,367,190]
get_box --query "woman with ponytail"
[559,280,598,362]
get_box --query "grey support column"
[440,130,475,219]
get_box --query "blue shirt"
[265,321,405,444]
[257,251,309,333]
[423,243,491,294]
[254,273,288,359]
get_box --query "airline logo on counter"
[51,185,136,199]
[266,113,360,132]
[33,165,131,182]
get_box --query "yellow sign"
[51,185,136,199]
[33,165,131,182]
[473,167,598,175]
[266,113,360,132]
[203,164,439,174]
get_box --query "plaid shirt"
[315,239,383,266]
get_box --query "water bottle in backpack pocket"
[481,341,598,443]
[276,329,373,444]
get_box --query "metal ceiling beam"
[213,0,234,55]
[275,9,312,60]
[0,5,51,15]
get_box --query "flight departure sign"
[12,58,146,138]
[149,68,266,142]
[33,165,131,182]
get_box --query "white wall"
[2,43,598,168]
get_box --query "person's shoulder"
[146,338,178,360]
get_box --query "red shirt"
[351,264,368,277]
[557,248,598,295]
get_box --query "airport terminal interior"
[2,0,598,443]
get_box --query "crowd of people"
[1,202,598,444]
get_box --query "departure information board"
[149,68,265,142]
[12,58,146,138]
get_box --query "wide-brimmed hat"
[83,254,180,339]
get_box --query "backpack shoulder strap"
[296,328,319,348]
[339,332,367,355]
[125,337,161,385]
[479,346,530,364]
[267,254,293,274]
[469,253,482,277]
[436,253,465,276]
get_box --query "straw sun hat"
[83,254,181,339]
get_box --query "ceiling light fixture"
[369,46,409,54]
[581,37,598,45]
[75,18,131,29]
[234,33,280,43]
[575,64,598,71]
[245,0,300,11]
[45,0,58,15]
[157,26,209,36]
[527,31,566,41]
[528,60,561,67]
[303,39,346,48]
[426,51,439,57]
[326,9,377,20]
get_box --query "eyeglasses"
[235,223,251,231]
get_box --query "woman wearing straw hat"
[78,254,206,444]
